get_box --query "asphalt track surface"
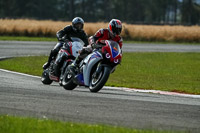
[0,41,200,132]
[1,41,200,59]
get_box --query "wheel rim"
[67,73,72,79]
[63,70,72,83]
[91,71,103,86]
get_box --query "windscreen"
[109,41,121,58]
[70,37,85,46]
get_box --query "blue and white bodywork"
[80,51,103,86]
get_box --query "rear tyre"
[89,67,111,93]
[62,68,77,90]
[41,70,53,85]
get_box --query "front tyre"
[62,68,77,90]
[89,67,111,93]
[41,70,53,85]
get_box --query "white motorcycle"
[41,37,84,85]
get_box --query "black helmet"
[108,19,122,36]
[72,17,84,31]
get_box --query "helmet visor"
[116,28,122,35]
[74,23,83,30]
[113,27,122,35]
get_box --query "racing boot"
[69,48,90,74]
[43,50,57,69]
[43,62,50,70]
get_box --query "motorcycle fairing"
[74,73,84,85]
[106,40,121,58]
[82,51,103,86]
[55,49,70,64]
[71,41,83,57]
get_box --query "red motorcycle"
[41,37,84,85]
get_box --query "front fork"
[60,60,72,80]
[93,62,115,79]
[94,62,103,78]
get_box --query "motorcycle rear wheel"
[41,70,53,85]
[89,66,111,93]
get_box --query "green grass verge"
[0,115,182,133]
[0,56,46,76]
[1,36,200,45]
[0,53,199,94]
[107,52,200,94]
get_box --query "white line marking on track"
[105,86,200,99]
[0,68,200,98]
[0,68,40,79]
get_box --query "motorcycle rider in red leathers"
[70,19,123,70]
[93,19,123,48]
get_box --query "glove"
[82,46,92,54]
[91,43,96,49]
[58,37,62,41]
[93,43,103,49]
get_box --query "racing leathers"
[73,28,123,65]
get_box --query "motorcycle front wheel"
[62,68,77,90]
[89,66,111,93]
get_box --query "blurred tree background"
[0,0,200,25]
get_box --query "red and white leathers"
[74,28,123,65]
[89,28,123,49]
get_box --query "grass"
[1,19,200,43]
[107,53,200,94]
[0,53,199,94]
[0,56,46,76]
[0,115,182,133]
